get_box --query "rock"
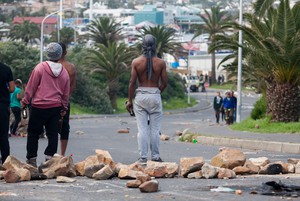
[201,163,219,179]
[136,174,151,183]
[295,162,300,174]
[287,158,300,164]
[114,163,128,174]
[75,161,85,176]
[95,149,115,169]
[249,157,270,167]
[84,164,105,178]
[187,171,202,179]
[160,134,170,141]
[0,170,5,179]
[233,166,250,175]
[287,163,295,173]
[274,161,289,174]
[75,130,85,135]
[3,155,37,174]
[180,157,205,177]
[128,162,145,172]
[139,180,159,193]
[255,124,259,129]
[126,180,142,188]
[243,160,260,174]
[175,131,183,136]
[117,129,129,133]
[0,165,5,171]
[218,168,236,179]
[259,164,283,175]
[4,170,20,183]
[235,189,243,195]
[145,161,178,178]
[210,149,246,169]
[39,156,76,179]
[92,165,114,180]
[118,168,145,179]
[56,176,76,183]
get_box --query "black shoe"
[137,158,147,164]
[26,157,37,168]
[152,157,163,162]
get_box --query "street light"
[236,0,243,123]
[40,8,71,63]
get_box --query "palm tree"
[212,0,300,122]
[9,20,40,45]
[85,42,134,109]
[192,6,231,84]
[50,27,75,45]
[135,26,182,59]
[88,17,123,47]
[254,0,276,17]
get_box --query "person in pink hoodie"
[22,42,70,167]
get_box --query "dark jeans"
[10,107,21,134]
[26,106,61,159]
[224,108,234,125]
[59,103,70,140]
[0,103,10,163]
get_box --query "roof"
[12,17,58,25]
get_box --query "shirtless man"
[58,42,76,156]
[126,34,167,163]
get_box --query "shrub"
[251,94,267,120]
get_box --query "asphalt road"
[1,90,300,201]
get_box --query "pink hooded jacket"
[23,61,70,110]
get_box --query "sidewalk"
[178,96,300,154]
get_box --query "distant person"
[217,75,222,85]
[58,42,76,156]
[199,74,205,92]
[10,79,23,137]
[221,74,225,84]
[231,91,237,122]
[213,91,223,124]
[126,34,167,164]
[22,42,70,167]
[222,91,236,125]
[0,62,15,164]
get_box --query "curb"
[195,136,300,154]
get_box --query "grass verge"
[70,103,98,115]
[209,82,256,92]
[115,97,198,114]
[230,117,300,134]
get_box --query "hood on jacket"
[45,61,63,77]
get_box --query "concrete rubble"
[0,148,299,194]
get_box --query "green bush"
[0,42,39,83]
[70,69,113,114]
[251,94,267,120]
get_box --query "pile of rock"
[0,148,299,193]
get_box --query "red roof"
[13,17,58,25]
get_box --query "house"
[12,17,58,35]
[134,5,164,25]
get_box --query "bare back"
[132,55,166,88]
[60,60,76,94]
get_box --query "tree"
[88,17,123,47]
[85,42,134,109]
[50,27,75,45]
[192,6,231,84]
[212,0,300,122]
[136,26,182,59]
[9,20,40,45]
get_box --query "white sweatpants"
[134,87,162,160]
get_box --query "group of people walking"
[213,90,237,125]
[0,42,76,167]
